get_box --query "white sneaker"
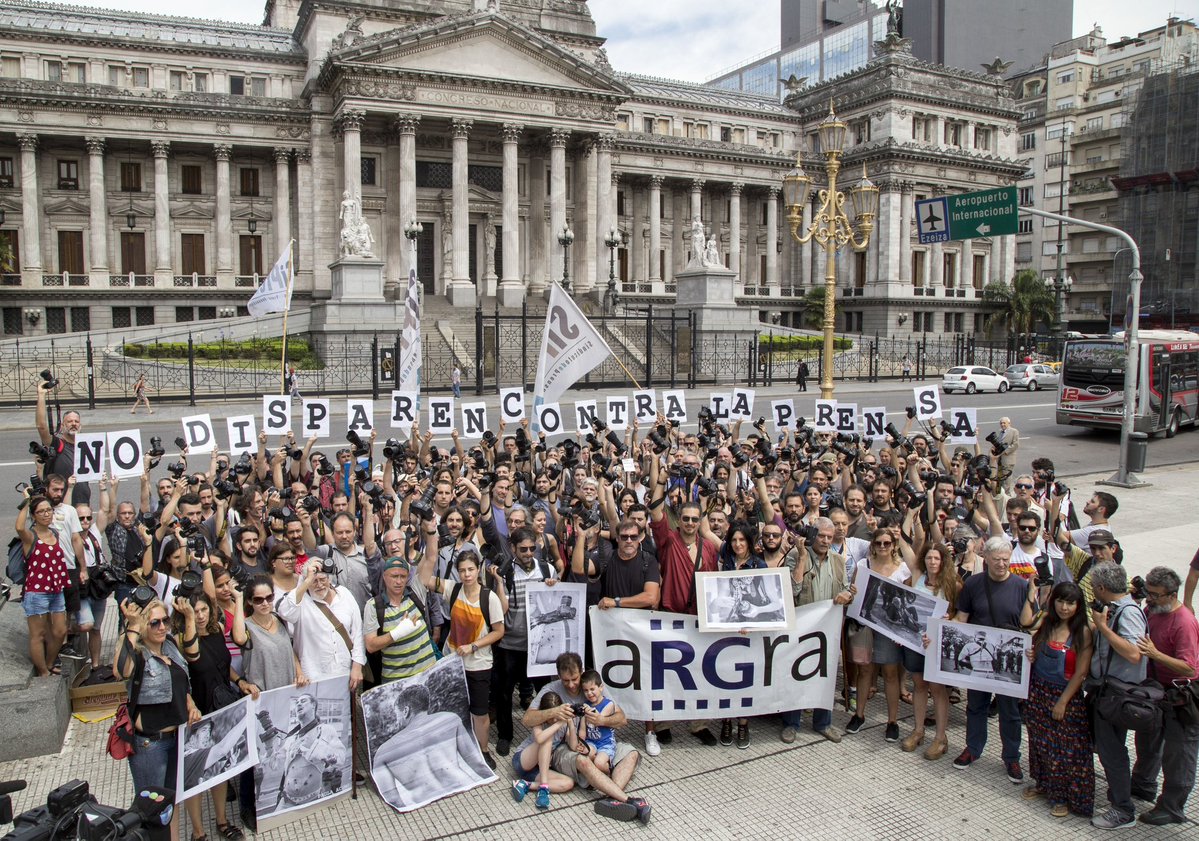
[644,731,661,757]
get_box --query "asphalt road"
[0,384,1194,509]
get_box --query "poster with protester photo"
[925,619,1031,700]
[847,566,949,653]
[526,581,587,678]
[175,697,257,803]
[697,568,792,632]
[361,655,495,813]
[251,677,353,832]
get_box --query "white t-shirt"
[51,502,82,570]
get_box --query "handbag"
[209,681,242,711]
[1093,605,1164,733]
[106,648,145,761]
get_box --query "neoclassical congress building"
[0,0,1025,337]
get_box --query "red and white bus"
[1056,330,1199,437]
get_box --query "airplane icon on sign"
[923,205,943,231]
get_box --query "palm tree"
[982,270,1055,337]
[800,285,826,330]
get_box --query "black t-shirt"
[957,573,1028,630]
[48,435,90,504]
[597,542,661,600]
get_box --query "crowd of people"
[9,376,1199,835]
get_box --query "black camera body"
[172,570,202,601]
[87,565,124,600]
[1090,598,1107,614]
[570,703,588,717]
[8,779,174,841]
[39,368,59,391]
[28,440,55,464]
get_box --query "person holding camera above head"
[1129,566,1199,826]
[949,537,1029,782]
[277,557,366,694]
[1083,560,1148,830]
[200,564,251,677]
[132,528,190,618]
[16,493,70,676]
[1057,490,1118,549]
[117,593,201,841]
[34,371,89,504]
[176,590,252,841]
[310,510,380,614]
[416,528,506,769]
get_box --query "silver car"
[1004,363,1060,392]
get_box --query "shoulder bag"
[315,599,373,685]
[1093,605,1164,732]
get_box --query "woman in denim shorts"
[16,494,69,676]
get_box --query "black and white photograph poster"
[361,656,496,813]
[697,568,793,633]
[175,696,257,803]
[526,581,587,678]
[251,677,353,832]
[847,566,950,653]
[924,619,1031,700]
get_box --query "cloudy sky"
[52,0,1189,82]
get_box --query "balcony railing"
[235,274,260,288]
[0,274,20,286]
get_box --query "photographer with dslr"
[34,369,89,504]
[278,557,366,694]
[310,511,381,614]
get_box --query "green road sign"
[915,186,1018,244]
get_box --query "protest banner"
[74,432,106,481]
[771,399,796,430]
[814,399,837,431]
[860,407,887,439]
[605,396,629,430]
[526,582,587,678]
[913,384,942,420]
[389,391,417,429]
[346,399,374,433]
[499,387,525,422]
[946,407,978,444]
[106,430,143,479]
[176,697,257,803]
[302,399,331,438]
[180,414,216,454]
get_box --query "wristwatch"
[470,643,479,654]
[615,597,622,608]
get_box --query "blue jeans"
[128,733,179,797]
[22,591,66,617]
[965,689,1022,762]
[781,708,832,732]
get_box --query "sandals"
[215,823,244,841]
[900,690,914,705]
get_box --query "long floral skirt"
[1025,672,1095,816]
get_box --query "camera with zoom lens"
[166,462,187,480]
[884,422,914,453]
[668,463,697,481]
[39,368,59,391]
[128,585,157,609]
[985,430,1007,454]
[147,436,166,458]
[346,429,369,457]
[228,563,255,591]
[172,570,202,601]
[233,454,254,476]
[318,556,339,577]
[695,476,719,497]
[794,523,820,544]
[314,455,335,476]
[7,779,175,841]
[879,465,898,479]
[186,534,207,556]
[409,486,436,522]
[1129,575,1147,602]
[904,406,917,419]
[646,430,670,455]
[28,440,55,464]
[382,438,404,460]
[900,480,926,505]
[299,495,321,514]
[212,478,241,500]
[951,535,973,556]
[1033,556,1053,588]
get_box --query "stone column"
[729,182,743,284]
[213,144,232,279]
[449,118,474,306]
[961,238,973,292]
[930,241,943,289]
[395,114,419,281]
[670,188,685,282]
[575,143,596,294]
[85,137,108,279]
[629,182,644,285]
[595,134,613,280]
[765,187,779,293]
[529,145,547,295]
[1001,235,1014,285]
[16,134,41,277]
[339,109,365,204]
[898,186,913,285]
[610,171,620,227]
[648,175,663,291]
[689,178,703,229]
[295,149,313,290]
[273,148,292,259]
[988,243,1001,284]
[876,187,899,285]
[151,140,171,278]
[548,128,569,291]
[499,122,523,306]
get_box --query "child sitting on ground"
[511,691,577,810]
[578,670,619,773]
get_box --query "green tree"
[982,269,1055,337]
[801,285,827,330]
[0,234,13,274]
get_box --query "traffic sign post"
[916,186,1018,244]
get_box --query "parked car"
[942,366,1008,394]
[1004,363,1060,391]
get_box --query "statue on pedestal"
[703,235,721,268]
[339,190,375,258]
[688,216,706,267]
[484,218,497,278]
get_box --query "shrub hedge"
[758,334,851,352]
[123,338,321,367]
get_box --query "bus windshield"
[1062,341,1126,389]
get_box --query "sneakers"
[780,726,798,744]
[644,731,661,757]
[816,726,842,744]
[511,779,530,803]
[535,786,551,810]
[1091,808,1136,830]
[884,722,899,743]
[495,739,511,757]
[595,798,639,822]
[1006,761,1024,784]
[844,715,865,734]
[736,721,750,750]
[719,719,733,746]
[952,749,975,770]
[627,796,653,825]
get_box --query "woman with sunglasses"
[901,542,959,759]
[16,494,70,676]
[846,528,911,741]
[717,522,769,748]
[118,595,201,841]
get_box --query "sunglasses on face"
[763,532,782,539]
[79,516,93,521]
[251,595,273,605]
[147,618,169,629]
[873,540,894,548]
[516,545,536,553]
[680,516,700,523]
[1015,483,1033,490]
[619,534,641,542]
[1017,525,1038,532]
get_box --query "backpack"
[447,581,495,630]
[6,536,26,585]
[499,557,554,596]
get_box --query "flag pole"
[611,355,643,391]
[279,239,294,395]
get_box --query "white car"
[942,366,1008,394]
[1004,363,1060,392]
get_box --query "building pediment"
[329,12,631,99]
[43,196,91,215]
[170,202,215,220]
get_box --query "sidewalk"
[0,462,1195,839]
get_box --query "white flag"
[397,266,422,393]
[533,284,614,409]
[246,243,293,317]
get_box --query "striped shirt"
[363,596,436,681]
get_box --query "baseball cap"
[382,556,410,573]
[1087,528,1116,547]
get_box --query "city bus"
[1056,330,1199,437]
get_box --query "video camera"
[5,779,175,841]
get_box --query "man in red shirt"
[1131,566,1199,826]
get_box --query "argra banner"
[588,601,844,721]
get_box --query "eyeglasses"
[516,545,536,553]
[762,533,782,539]
[79,516,93,522]
[1015,483,1033,490]
[680,516,700,523]
[872,540,894,549]
[147,618,169,629]
[384,537,404,545]
[1017,525,1039,532]
[1143,589,1173,601]
[251,595,273,605]
[619,534,641,542]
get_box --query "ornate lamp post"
[404,218,423,251]
[558,226,575,293]
[604,227,622,313]
[782,105,878,399]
